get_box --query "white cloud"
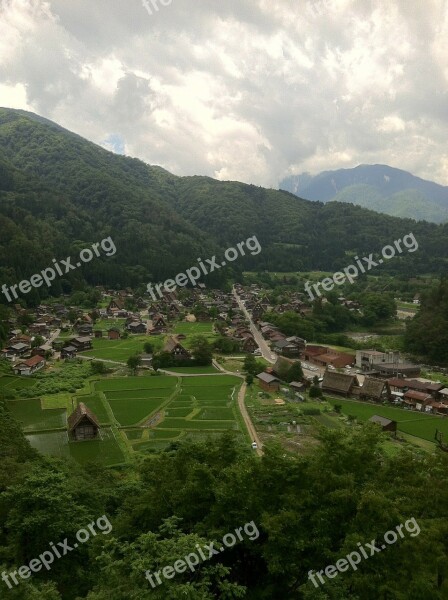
[0,0,447,187]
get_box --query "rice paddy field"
[7,398,66,431]
[9,372,244,462]
[98,373,243,452]
[1,375,37,393]
[25,428,125,465]
[333,397,448,443]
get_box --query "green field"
[334,398,448,442]
[157,418,237,430]
[76,395,110,424]
[165,366,219,374]
[25,428,125,466]
[7,399,66,431]
[1,375,37,392]
[15,373,244,460]
[81,336,163,362]
[124,429,144,440]
[108,397,166,426]
[95,376,176,391]
[104,388,172,400]
[172,322,216,336]
[165,407,194,417]
[196,407,235,420]
[26,431,69,456]
[68,428,125,465]
[181,375,240,387]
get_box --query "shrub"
[302,408,321,415]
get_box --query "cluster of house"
[235,284,311,319]
[255,348,447,416]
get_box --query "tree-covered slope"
[1,108,448,306]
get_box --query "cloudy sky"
[1,0,448,187]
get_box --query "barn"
[68,403,101,441]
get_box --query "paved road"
[47,328,60,344]
[232,288,276,364]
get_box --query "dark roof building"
[369,415,397,433]
[68,403,100,441]
[360,378,390,401]
[322,371,359,396]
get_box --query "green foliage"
[284,361,304,383]
[213,336,241,354]
[91,361,107,375]
[189,336,213,366]
[243,354,264,376]
[302,407,321,415]
[127,354,142,374]
[143,342,153,354]
[1,109,448,310]
[309,385,322,398]
[405,277,448,362]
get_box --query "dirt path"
[238,382,263,456]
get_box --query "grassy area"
[95,375,176,391]
[0,375,37,392]
[396,301,418,312]
[181,375,240,387]
[157,418,238,430]
[172,322,216,335]
[331,397,448,443]
[14,371,244,461]
[68,428,126,465]
[108,397,167,426]
[164,366,219,374]
[81,336,163,362]
[76,394,110,424]
[325,345,356,355]
[172,321,219,348]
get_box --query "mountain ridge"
[280,164,448,223]
[0,108,447,306]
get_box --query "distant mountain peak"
[280,164,448,223]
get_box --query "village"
[2,278,448,462]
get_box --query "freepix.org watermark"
[1,237,116,303]
[304,232,418,300]
[147,235,261,301]
[145,520,259,589]
[308,517,420,589]
[142,0,173,16]
[1,515,113,589]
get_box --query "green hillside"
[1,108,448,307]
[332,185,448,223]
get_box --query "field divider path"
[212,360,263,456]
[135,376,182,428]
[97,390,133,459]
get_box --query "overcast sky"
[1,0,448,187]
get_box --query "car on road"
[251,441,258,449]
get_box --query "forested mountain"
[280,164,448,223]
[1,108,448,307]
